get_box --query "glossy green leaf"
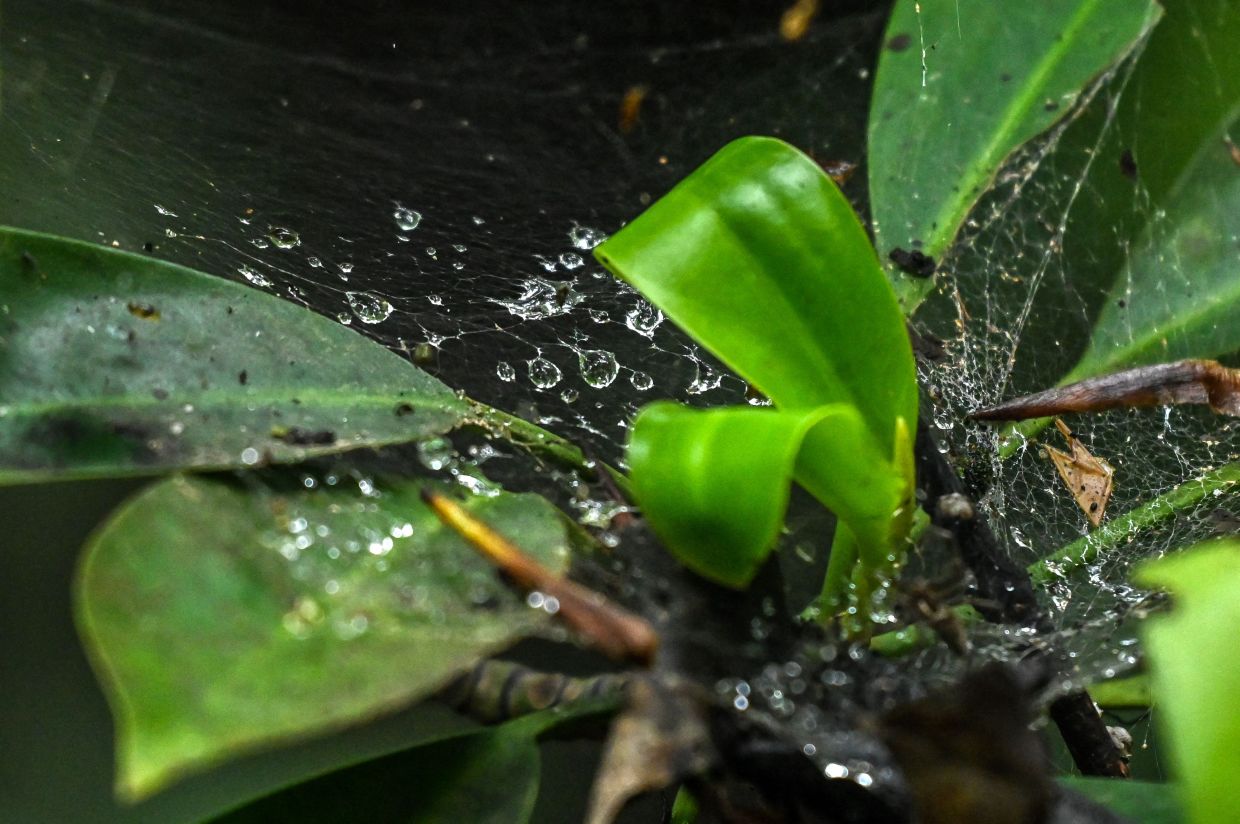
[993,0,1240,450]
[1089,674,1153,709]
[1136,540,1240,824]
[595,136,916,454]
[1067,112,1240,381]
[1060,778,1182,823]
[0,226,468,483]
[212,714,560,824]
[628,402,903,587]
[869,0,1161,313]
[76,474,571,800]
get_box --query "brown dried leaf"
[1045,419,1114,528]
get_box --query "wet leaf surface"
[0,226,468,484]
[869,0,1160,312]
[76,473,571,799]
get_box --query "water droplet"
[337,262,354,280]
[630,371,653,391]
[492,278,582,320]
[496,361,516,382]
[337,312,353,325]
[624,301,664,337]
[687,361,723,394]
[267,226,301,249]
[578,349,619,388]
[240,447,260,465]
[568,223,607,250]
[528,357,563,389]
[239,265,272,288]
[346,291,394,324]
[154,204,177,217]
[558,252,584,269]
[393,204,422,231]
[561,388,579,403]
[417,436,454,471]
[307,256,322,268]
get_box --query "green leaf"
[0,226,468,484]
[1089,674,1153,709]
[594,136,916,455]
[212,715,556,824]
[994,0,1240,450]
[869,0,1161,313]
[76,474,572,800]
[1059,777,1182,823]
[627,402,903,587]
[1136,540,1240,824]
[1067,110,1240,380]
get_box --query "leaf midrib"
[925,0,1112,259]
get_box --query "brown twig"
[422,489,660,665]
[971,359,1240,420]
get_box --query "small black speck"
[886,33,911,52]
[1119,148,1138,181]
[142,242,154,253]
[152,388,169,400]
[889,248,936,278]
[1118,299,1127,308]
[1000,72,1012,83]
[239,370,248,385]
[395,402,415,417]
[275,427,336,446]
[1044,99,1060,112]
[226,306,234,315]
[1089,502,1099,512]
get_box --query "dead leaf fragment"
[1045,419,1113,527]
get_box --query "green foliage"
[595,137,916,608]
[1137,540,1240,824]
[212,714,564,824]
[1060,777,1182,823]
[869,0,1160,313]
[77,474,572,799]
[998,0,1240,448]
[0,226,468,483]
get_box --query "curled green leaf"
[628,402,904,589]
[595,136,916,454]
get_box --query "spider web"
[2,0,1228,770]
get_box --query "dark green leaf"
[1066,110,1240,381]
[1059,778,1182,823]
[595,136,916,455]
[76,474,571,799]
[0,226,468,483]
[1136,540,1240,824]
[869,0,1161,313]
[212,716,553,824]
